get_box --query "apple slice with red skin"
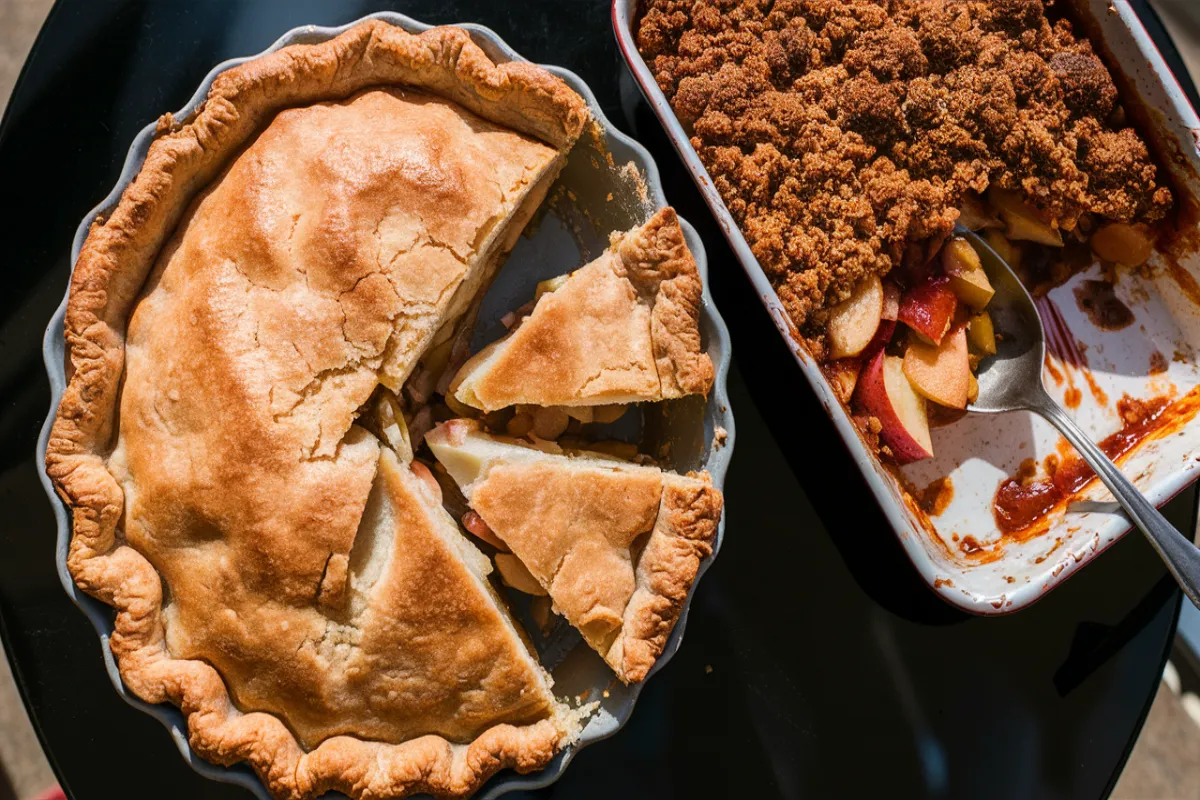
[899,276,958,345]
[827,275,884,359]
[862,280,901,356]
[853,349,934,464]
[903,326,971,410]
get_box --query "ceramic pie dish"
[35,12,734,799]
[615,0,1200,614]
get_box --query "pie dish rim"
[34,11,735,800]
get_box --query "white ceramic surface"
[614,0,1200,613]
[35,12,735,799]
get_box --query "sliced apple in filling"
[827,275,884,359]
[941,237,995,310]
[426,419,722,684]
[988,188,1063,247]
[826,358,863,404]
[1090,222,1154,267]
[966,311,996,355]
[853,350,934,463]
[899,275,957,345]
[956,192,1002,231]
[902,327,970,410]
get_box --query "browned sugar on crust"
[636,0,1172,346]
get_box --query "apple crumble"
[636,0,1172,350]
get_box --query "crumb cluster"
[637,0,1172,349]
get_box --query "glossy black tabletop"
[2,2,1197,799]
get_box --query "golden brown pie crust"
[45,20,589,800]
[452,207,714,410]
[476,465,722,683]
[427,421,723,684]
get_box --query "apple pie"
[45,20,601,800]
[427,420,722,684]
[450,207,714,411]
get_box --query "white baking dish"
[615,0,1200,613]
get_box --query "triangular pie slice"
[427,419,722,683]
[450,207,715,412]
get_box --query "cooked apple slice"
[861,280,900,355]
[903,327,970,410]
[984,228,1023,270]
[828,275,884,359]
[881,280,901,320]
[827,358,862,404]
[988,188,1063,246]
[941,238,995,310]
[899,276,957,345]
[853,350,934,463]
[957,192,1002,231]
[1090,222,1154,267]
[966,311,996,355]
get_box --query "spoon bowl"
[956,225,1200,608]
[959,228,1047,414]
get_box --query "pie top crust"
[427,421,723,684]
[45,20,591,800]
[450,207,715,411]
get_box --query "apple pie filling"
[822,189,1159,463]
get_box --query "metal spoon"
[957,225,1200,607]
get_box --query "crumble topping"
[636,0,1172,350]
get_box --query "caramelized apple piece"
[966,311,997,355]
[854,350,934,463]
[942,237,995,310]
[1090,222,1154,267]
[881,280,901,321]
[535,273,570,300]
[984,229,1023,270]
[899,276,958,345]
[495,554,547,595]
[859,281,900,357]
[827,358,862,404]
[903,327,971,410]
[463,510,509,552]
[375,389,414,463]
[957,192,1002,231]
[531,407,569,439]
[989,188,1063,246]
[828,275,884,359]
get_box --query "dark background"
[1,2,1196,799]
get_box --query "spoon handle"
[1033,394,1200,608]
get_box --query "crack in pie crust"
[450,207,715,411]
[45,20,594,800]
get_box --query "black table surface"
[2,2,1198,799]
